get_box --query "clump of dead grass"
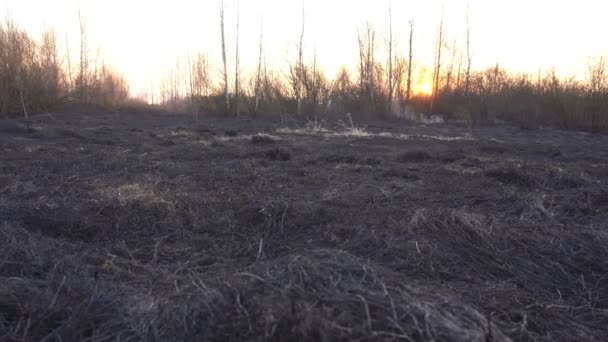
[251,133,278,144]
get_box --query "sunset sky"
[3,0,608,97]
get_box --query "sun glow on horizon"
[418,83,433,96]
[3,0,608,97]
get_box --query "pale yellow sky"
[3,0,607,97]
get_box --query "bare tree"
[287,5,306,116]
[311,49,319,116]
[233,0,241,117]
[297,5,305,116]
[16,59,29,118]
[99,59,128,114]
[386,2,395,114]
[300,48,324,117]
[586,57,608,130]
[431,5,444,112]
[588,57,607,95]
[254,20,264,116]
[394,57,407,106]
[357,22,376,114]
[406,20,414,102]
[187,54,196,119]
[456,52,463,91]
[445,40,457,91]
[1,19,25,116]
[5,19,33,118]
[219,0,230,116]
[39,30,61,110]
[192,51,211,114]
[65,34,73,94]
[8,20,29,118]
[465,4,472,97]
[172,59,180,103]
[0,18,132,118]
[78,9,89,104]
[464,4,473,131]
[368,25,375,109]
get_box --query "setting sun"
[419,83,433,96]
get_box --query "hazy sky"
[3,0,608,96]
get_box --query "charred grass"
[1,113,608,341]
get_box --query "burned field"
[1,112,608,341]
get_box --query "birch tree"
[254,20,263,115]
[431,6,444,112]
[386,3,395,114]
[219,0,230,116]
[406,20,414,102]
[233,0,240,116]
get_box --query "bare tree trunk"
[465,4,473,132]
[65,34,73,94]
[387,3,394,115]
[220,1,230,116]
[172,59,180,104]
[234,0,240,117]
[254,20,263,116]
[297,6,305,116]
[92,48,101,104]
[369,25,375,110]
[41,30,60,110]
[465,5,472,97]
[78,9,88,104]
[406,20,414,102]
[537,67,542,95]
[456,53,463,92]
[187,54,196,120]
[358,31,365,95]
[493,63,500,95]
[311,48,318,117]
[446,40,457,91]
[357,23,376,116]
[431,7,444,113]
[18,76,28,119]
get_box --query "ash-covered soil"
[1,112,607,341]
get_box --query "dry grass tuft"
[251,133,278,144]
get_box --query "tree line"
[1,4,607,133]
[0,15,129,119]
[157,2,607,132]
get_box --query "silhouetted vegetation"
[0,18,128,118]
[154,8,607,133]
[2,9,607,132]
[437,61,608,132]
